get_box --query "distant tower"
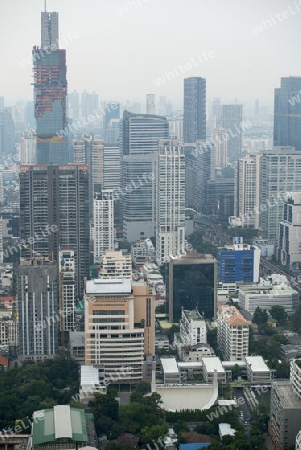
[183,77,206,143]
[121,111,169,242]
[146,94,156,115]
[73,135,103,219]
[222,104,243,162]
[33,8,68,164]
[274,77,301,150]
[213,128,228,168]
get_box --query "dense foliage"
[187,231,217,257]
[91,390,168,445]
[0,357,79,430]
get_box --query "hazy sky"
[1,0,301,109]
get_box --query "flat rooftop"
[202,357,225,373]
[70,331,85,347]
[183,309,204,321]
[161,357,179,374]
[81,365,99,386]
[273,381,301,409]
[245,356,270,373]
[86,278,132,295]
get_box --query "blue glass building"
[218,244,260,283]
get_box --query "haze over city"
[1,0,301,107]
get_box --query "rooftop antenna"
[44,0,47,12]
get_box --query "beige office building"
[85,278,155,383]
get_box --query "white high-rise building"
[156,140,185,265]
[278,192,301,270]
[146,94,156,115]
[20,132,37,164]
[260,147,301,244]
[180,309,207,346]
[217,305,250,361]
[73,135,103,218]
[212,128,228,168]
[59,247,76,332]
[234,154,261,228]
[93,191,114,263]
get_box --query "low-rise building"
[202,356,226,383]
[238,275,299,315]
[78,365,106,404]
[218,423,236,440]
[69,331,85,365]
[244,356,271,384]
[281,344,301,362]
[161,357,181,384]
[179,343,215,362]
[31,405,97,450]
[155,334,170,351]
[98,250,132,279]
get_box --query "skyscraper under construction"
[33,7,68,164]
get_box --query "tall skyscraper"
[41,11,58,49]
[68,90,80,121]
[93,190,115,263]
[122,153,157,241]
[193,141,215,212]
[121,111,169,155]
[19,164,90,298]
[146,94,156,115]
[18,259,59,361]
[274,77,301,150]
[81,91,99,119]
[278,193,301,270]
[73,135,103,218]
[121,111,169,241]
[234,154,261,228]
[212,128,228,167]
[104,102,120,142]
[260,147,301,244]
[33,9,68,164]
[222,104,243,162]
[20,131,37,164]
[0,107,15,157]
[183,77,206,144]
[156,140,185,265]
[59,247,76,332]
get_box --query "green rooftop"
[32,405,88,446]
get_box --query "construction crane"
[22,245,45,264]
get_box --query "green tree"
[231,364,242,380]
[270,305,288,325]
[252,307,268,325]
[292,305,301,333]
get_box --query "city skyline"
[1,0,300,108]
